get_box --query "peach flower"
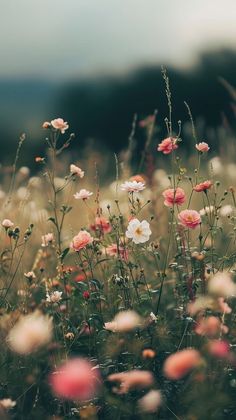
[2,219,14,228]
[51,118,69,133]
[195,142,210,152]
[162,187,186,207]
[108,370,154,394]
[70,230,93,252]
[178,209,201,229]
[195,316,228,337]
[163,348,201,380]
[120,180,145,193]
[157,137,178,154]
[193,180,212,192]
[208,272,236,298]
[90,216,112,234]
[106,243,128,260]
[138,390,162,413]
[207,340,230,358]
[49,358,101,400]
[70,164,84,178]
[104,310,142,332]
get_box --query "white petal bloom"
[208,272,236,298]
[220,205,233,217]
[70,164,84,178]
[120,181,145,193]
[46,291,63,303]
[73,189,93,200]
[126,218,151,244]
[199,206,215,217]
[138,390,162,413]
[104,310,142,332]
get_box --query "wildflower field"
[1,72,236,420]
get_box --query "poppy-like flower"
[195,142,210,152]
[126,218,151,244]
[120,180,145,193]
[178,210,201,229]
[195,316,228,337]
[157,137,178,154]
[163,348,201,380]
[104,310,142,332]
[2,219,14,228]
[46,291,63,303]
[70,164,84,178]
[138,390,162,413]
[73,189,93,200]
[70,230,93,252]
[208,272,236,298]
[108,370,154,394]
[90,216,112,234]
[162,187,186,207]
[49,358,101,400]
[7,310,53,354]
[41,233,54,247]
[193,180,212,192]
[106,243,128,260]
[51,118,69,133]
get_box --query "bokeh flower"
[90,216,112,234]
[104,310,142,332]
[2,219,14,228]
[163,348,201,380]
[41,233,54,247]
[138,390,162,413]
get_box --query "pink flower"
[42,121,51,129]
[2,219,14,228]
[178,209,201,229]
[51,118,69,134]
[195,142,210,152]
[70,164,84,178]
[195,316,228,337]
[41,233,54,247]
[73,189,93,200]
[120,180,145,193]
[157,137,178,155]
[163,348,201,380]
[49,358,101,400]
[108,370,154,394]
[106,243,128,260]
[70,230,93,252]
[193,180,212,192]
[207,340,230,358]
[90,216,112,234]
[162,187,186,207]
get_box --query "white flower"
[51,118,69,133]
[150,312,158,322]
[120,181,145,193]
[7,310,53,354]
[208,157,223,176]
[199,206,215,217]
[46,291,62,303]
[41,233,54,247]
[73,189,93,200]
[138,390,162,413]
[24,271,36,280]
[2,219,14,228]
[104,310,142,332]
[70,164,84,178]
[208,272,236,298]
[220,205,233,217]
[0,398,16,410]
[19,166,30,177]
[126,218,151,244]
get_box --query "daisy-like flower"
[126,218,151,244]
[104,310,142,332]
[120,180,145,193]
[46,291,63,303]
[73,189,93,200]
[70,164,84,178]
[51,118,69,133]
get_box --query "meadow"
[1,72,236,419]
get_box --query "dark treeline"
[1,49,236,166]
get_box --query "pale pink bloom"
[138,390,162,413]
[106,243,128,260]
[217,297,232,314]
[42,121,51,129]
[163,348,201,380]
[104,310,142,332]
[49,358,101,400]
[207,340,230,358]
[162,187,186,207]
[0,398,16,410]
[24,271,36,280]
[220,205,233,217]
[46,291,62,303]
[195,316,228,337]
[108,370,154,394]
[188,296,232,315]
[7,310,53,354]
[120,180,145,193]
[51,118,69,133]
[41,233,54,247]
[139,115,155,128]
[208,272,236,298]
[193,180,212,192]
[73,189,93,200]
[195,142,210,152]
[126,218,151,244]
[70,230,93,252]
[178,209,201,229]
[157,137,178,154]
[90,216,112,234]
[2,219,14,228]
[70,164,84,178]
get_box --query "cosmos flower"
[120,180,145,193]
[104,310,142,332]
[126,218,151,244]
[70,164,84,178]
[73,189,93,200]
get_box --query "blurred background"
[1,0,236,166]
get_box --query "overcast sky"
[1,0,236,79]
